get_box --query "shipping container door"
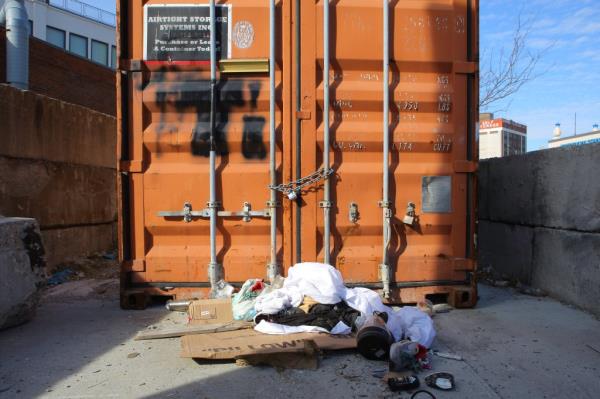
[120,0,292,294]
[295,0,477,299]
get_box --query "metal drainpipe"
[267,0,280,282]
[207,0,221,292]
[0,0,29,90]
[322,0,332,265]
[379,0,391,299]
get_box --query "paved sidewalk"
[1,282,599,399]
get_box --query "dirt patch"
[51,251,119,281]
[43,279,119,302]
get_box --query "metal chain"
[269,167,334,195]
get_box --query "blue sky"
[94,0,599,151]
[481,0,600,150]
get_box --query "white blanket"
[254,262,436,348]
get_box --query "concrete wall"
[478,143,600,317]
[0,84,116,269]
[0,27,115,116]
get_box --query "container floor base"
[120,282,477,310]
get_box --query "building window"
[91,39,109,66]
[69,33,88,58]
[111,45,117,69]
[46,26,66,49]
[503,132,510,155]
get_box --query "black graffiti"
[153,71,267,160]
[189,79,245,157]
[242,116,267,159]
[241,81,267,160]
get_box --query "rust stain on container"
[117,0,479,307]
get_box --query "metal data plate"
[422,176,452,213]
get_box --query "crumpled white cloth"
[255,287,303,315]
[255,320,352,336]
[253,262,436,348]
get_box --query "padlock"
[403,202,416,225]
[287,191,298,201]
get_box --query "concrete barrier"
[478,143,600,317]
[0,218,46,330]
[479,143,600,232]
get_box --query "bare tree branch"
[480,13,552,109]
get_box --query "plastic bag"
[210,279,235,299]
[232,279,267,321]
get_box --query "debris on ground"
[164,299,192,312]
[101,250,117,261]
[135,321,252,341]
[44,279,118,301]
[181,328,356,359]
[410,390,438,398]
[516,283,547,297]
[431,350,463,361]
[235,340,320,370]
[211,279,235,299]
[47,269,74,286]
[47,251,119,286]
[387,374,420,392]
[425,372,456,391]
[432,303,454,314]
[188,298,233,325]
[137,262,455,391]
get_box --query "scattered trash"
[101,250,117,260]
[251,263,436,348]
[181,329,356,360]
[388,374,420,392]
[232,279,268,321]
[417,300,434,316]
[127,352,140,359]
[492,280,511,287]
[210,280,235,299]
[143,262,438,375]
[135,321,252,341]
[356,312,394,360]
[410,390,437,399]
[431,350,463,361]
[371,368,387,379]
[517,284,547,297]
[431,303,453,314]
[235,340,320,370]
[47,269,74,286]
[425,372,455,391]
[165,300,192,312]
[586,343,600,355]
[389,340,421,371]
[188,298,233,325]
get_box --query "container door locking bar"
[158,202,272,223]
[379,0,392,299]
[322,0,333,265]
[208,0,220,293]
[267,0,280,282]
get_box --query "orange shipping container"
[117,0,479,309]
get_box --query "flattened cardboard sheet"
[181,329,356,359]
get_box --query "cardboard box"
[181,329,357,359]
[188,298,233,325]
